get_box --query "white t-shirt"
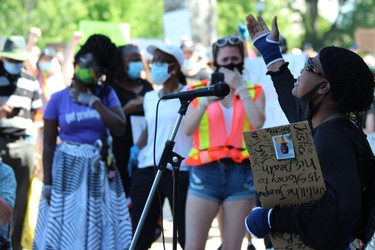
[219,103,233,136]
[137,86,193,171]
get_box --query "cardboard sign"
[355,28,375,53]
[243,121,326,249]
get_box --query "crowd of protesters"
[0,20,375,250]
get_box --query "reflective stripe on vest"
[186,82,263,166]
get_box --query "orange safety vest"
[185,82,263,166]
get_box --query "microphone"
[161,82,230,101]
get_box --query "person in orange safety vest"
[183,36,266,250]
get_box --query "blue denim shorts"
[187,162,256,203]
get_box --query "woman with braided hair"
[244,15,375,250]
[33,34,132,249]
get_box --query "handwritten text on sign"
[243,121,326,249]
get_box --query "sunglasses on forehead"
[304,57,323,76]
[214,36,242,48]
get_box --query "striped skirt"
[33,141,132,250]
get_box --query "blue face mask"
[128,61,143,80]
[183,58,193,70]
[38,61,52,73]
[150,63,171,85]
[3,61,23,75]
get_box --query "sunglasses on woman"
[304,57,324,76]
[214,36,242,48]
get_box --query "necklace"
[158,84,183,98]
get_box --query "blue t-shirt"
[43,87,121,144]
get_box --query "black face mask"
[299,81,327,120]
[216,63,243,74]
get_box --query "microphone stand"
[129,98,190,250]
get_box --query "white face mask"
[3,61,23,75]
[150,63,171,85]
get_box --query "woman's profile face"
[292,55,326,98]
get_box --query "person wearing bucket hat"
[245,14,375,249]
[0,36,31,62]
[129,43,192,249]
[0,35,42,250]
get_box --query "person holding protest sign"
[245,14,375,250]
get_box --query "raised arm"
[24,27,42,77]
[246,15,285,72]
[62,31,84,85]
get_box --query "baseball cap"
[0,36,30,61]
[180,40,195,52]
[147,44,184,66]
[40,47,57,58]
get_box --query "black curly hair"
[74,34,116,98]
[74,34,116,71]
[319,46,375,126]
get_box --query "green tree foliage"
[1,0,375,52]
[0,0,86,46]
[217,0,375,51]
[217,1,249,37]
[216,1,301,49]
[0,0,164,48]
[322,0,375,49]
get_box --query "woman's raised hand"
[246,14,279,43]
